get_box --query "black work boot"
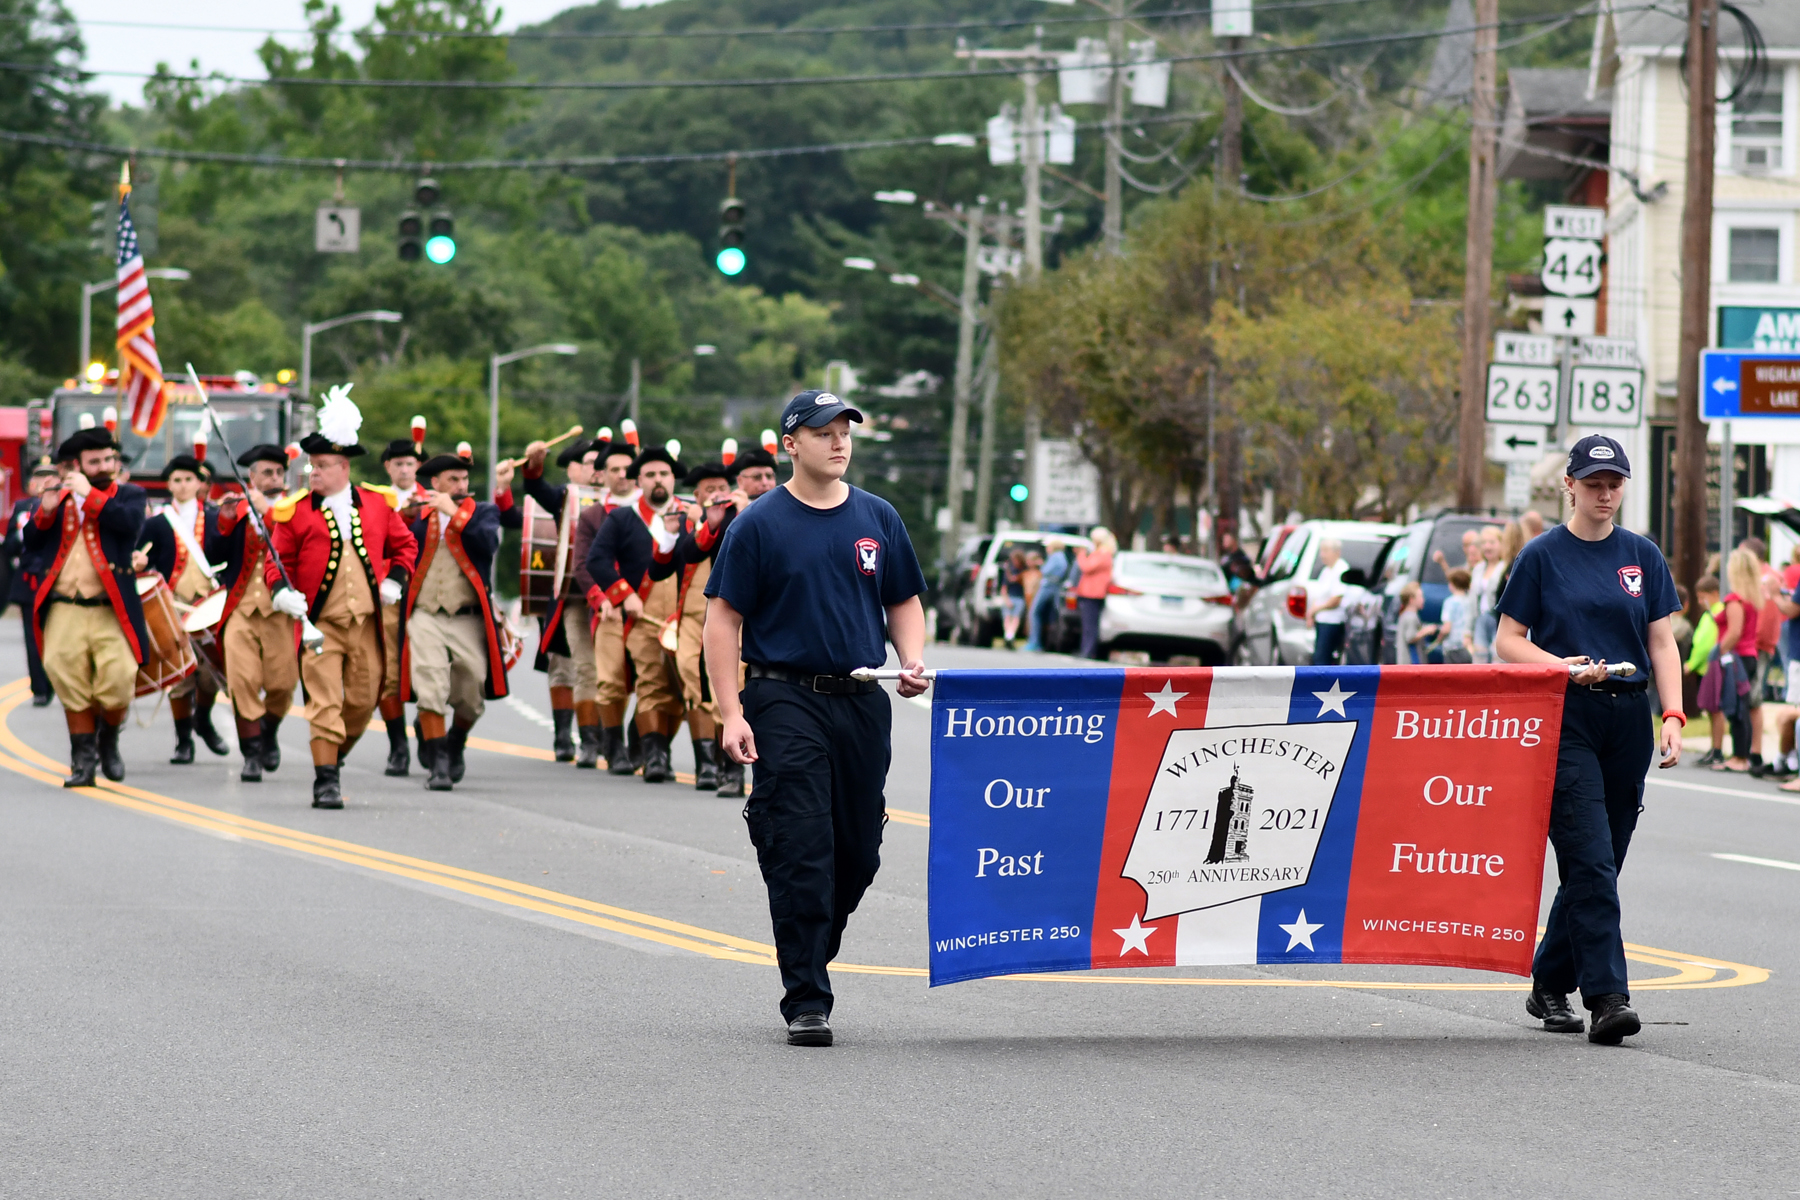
[1526,982,1585,1033]
[424,738,453,791]
[312,764,343,809]
[239,733,264,782]
[96,721,125,782]
[552,709,576,763]
[1587,994,1641,1045]
[575,724,601,769]
[384,716,410,777]
[692,738,719,790]
[259,715,283,771]
[193,700,230,756]
[604,726,635,776]
[640,732,672,783]
[170,717,196,764]
[64,733,99,788]
[447,724,469,784]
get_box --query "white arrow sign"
[1714,375,1738,393]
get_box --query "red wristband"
[1662,710,1687,727]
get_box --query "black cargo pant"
[1533,686,1650,1007]
[741,675,891,1023]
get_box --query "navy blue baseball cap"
[1567,433,1630,479]
[780,389,864,435]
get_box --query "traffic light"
[398,210,423,261]
[401,178,455,263]
[717,194,747,276]
[426,212,456,264]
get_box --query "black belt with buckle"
[747,663,878,695]
[48,593,113,608]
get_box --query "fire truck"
[24,371,314,499]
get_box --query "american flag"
[114,184,167,437]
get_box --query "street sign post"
[1485,363,1559,423]
[1486,422,1549,463]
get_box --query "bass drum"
[134,573,197,697]
[518,495,560,618]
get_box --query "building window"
[1731,77,1784,172]
[1729,228,1781,284]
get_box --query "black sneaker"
[1525,982,1585,1033]
[1587,994,1641,1045]
[786,1011,833,1047]
[1694,748,1723,768]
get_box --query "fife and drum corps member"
[570,434,642,772]
[377,434,427,776]
[140,453,229,763]
[3,458,61,707]
[522,435,603,763]
[266,387,418,810]
[705,391,929,1047]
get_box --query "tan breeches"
[409,610,487,725]
[625,577,681,718]
[546,605,596,703]
[379,602,402,701]
[593,611,629,707]
[42,603,136,712]
[223,608,297,722]
[301,615,379,746]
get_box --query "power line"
[0,9,1640,93]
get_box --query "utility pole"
[1213,38,1245,543]
[939,199,986,556]
[974,206,1014,536]
[627,356,641,427]
[1455,0,1499,511]
[1102,0,1126,256]
[1674,0,1721,588]
[1021,49,1045,280]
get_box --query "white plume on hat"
[316,383,363,447]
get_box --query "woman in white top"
[1469,525,1508,662]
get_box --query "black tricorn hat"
[236,443,289,468]
[299,431,366,458]
[56,428,118,461]
[726,446,777,478]
[629,445,682,478]
[418,453,473,484]
[682,460,731,489]
[381,438,422,463]
[591,439,635,466]
[163,454,205,479]
[554,438,593,468]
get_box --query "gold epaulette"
[364,483,403,510]
[269,489,309,523]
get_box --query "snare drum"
[519,495,560,619]
[180,588,228,634]
[134,573,197,697]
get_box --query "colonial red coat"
[266,486,418,675]
[399,496,512,703]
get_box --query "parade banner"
[927,665,1568,986]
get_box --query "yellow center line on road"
[0,678,1767,992]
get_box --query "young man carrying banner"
[1496,434,1684,1046]
[705,391,929,1047]
[24,430,150,787]
[402,453,521,790]
[209,444,298,782]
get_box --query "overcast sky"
[65,0,659,105]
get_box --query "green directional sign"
[1721,306,1800,352]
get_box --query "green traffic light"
[716,246,747,276]
[425,235,457,264]
[1009,483,1029,503]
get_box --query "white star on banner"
[1279,909,1325,952]
[1311,680,1355,718]
[1144,680,1187,717]
[1114,913,1158,956]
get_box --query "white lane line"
[1647,776,1800,807]
[1713,852,1800,873]
[505,694,557,731]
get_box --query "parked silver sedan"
[1095,552,1236,664]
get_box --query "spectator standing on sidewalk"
[1689,576,1726,768]
[1307,538,1351,666]
[1025,538,1068,652]
[1716,551,1763,773]
[1000,548,1028,649]
[1073,528,1116,660]
[1395,583,1436,665]
[1436,568,1475,663]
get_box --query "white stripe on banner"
[1174,667,1296,965]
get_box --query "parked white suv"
[1235,519,1404,666]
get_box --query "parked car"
[1234,519,1406,666]
[937,530,1091,647]
[1373,513,1509,663]
[1089,552,1236,664]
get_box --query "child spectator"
[1436,567,1474,664]
[1689,576,1725,767]
[1395,582,1436,666]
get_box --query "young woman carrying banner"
[1494,434,1684,1046]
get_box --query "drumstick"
[505,425,584,469]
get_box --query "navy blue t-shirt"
[705,484,928,675]
[1497,525,1680,667]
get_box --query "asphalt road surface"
[1,619,1796,1198]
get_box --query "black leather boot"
[96,720,125,782]
[64,733,99,788]
[640,732,672,783]
[714,755,746,798]
[1587,994,1641,1045]
[604,726,635,776]
[1526,982,1585,1033]
[692,738,719,790]
[424,738,453,791]
[552,708,576,762]
[384,716,411,777]
[239,733,264,782]
[447,724,469,783]
[575,724,601,769]
[170,717,196,764]
[260,715,283,771]
[193,699,230,756]
[312,764,343,809]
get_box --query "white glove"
[380,577,404,607]
[271,588,308,619]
